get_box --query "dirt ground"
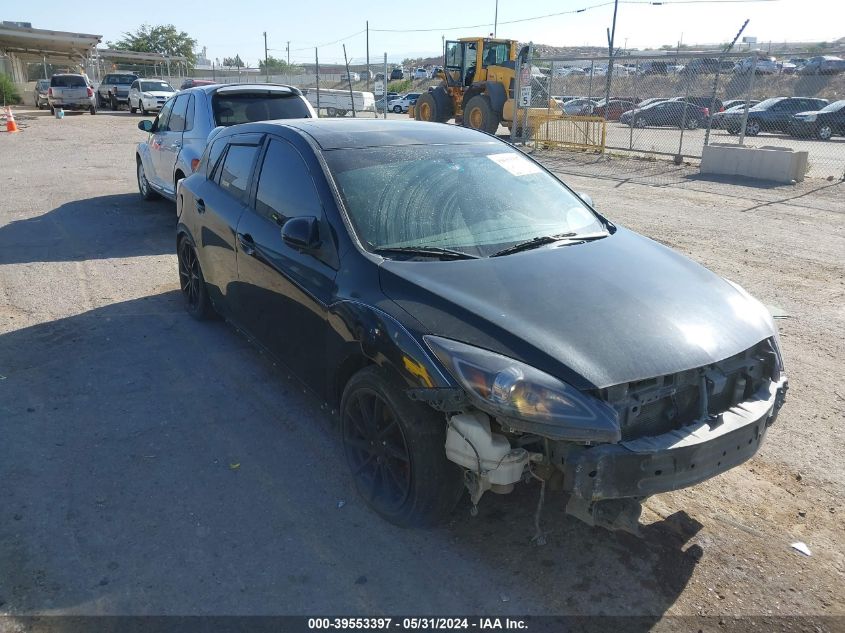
[0,107,843,629]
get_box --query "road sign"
[374,80,385,95]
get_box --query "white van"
[302,88,376,117]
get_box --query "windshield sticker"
[487,153,541,176]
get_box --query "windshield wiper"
[372,246,479,260]
[490,232,608,257]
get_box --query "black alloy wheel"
[342,387,412,514]
[177,239,214,320]
[340,367,464,527]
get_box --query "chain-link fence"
[514,49,845,181]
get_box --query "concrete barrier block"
[700,143,809,184]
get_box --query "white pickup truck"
[302,88,375,117]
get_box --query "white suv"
[128,79,176,114]
[135,84,315,204]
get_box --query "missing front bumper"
[561,378,787,502]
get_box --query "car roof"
[216,119,500,150]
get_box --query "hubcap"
[178,242,201,309]
[819,125,832,139]
[420,101,432,120]
[748,122,760,134]
[343,389,411,512]
[469,106,483,129]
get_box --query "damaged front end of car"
[410,335,788,535]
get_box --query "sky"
[7,0,844,66]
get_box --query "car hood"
[793,109,823,116]
[379,228,775,390]
[145,91,175,98]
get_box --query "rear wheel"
[745,119,761,136]
[130,99,137,114]
[685,117,699,129]
[635,117,646,128]
[340,366,464,527]
[463,94,499,134]
[90,105,96,115]
[326,107,337,117]
[177,238,214,321]
[817,124,833,140]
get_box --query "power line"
[370,0,778,33]
[287,29,367,52]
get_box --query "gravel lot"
[1,107,843,627]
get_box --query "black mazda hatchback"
[176,119,787,531]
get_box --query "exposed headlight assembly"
[424,336,620,443]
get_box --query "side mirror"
[578,192,595,208]
[138,119,153,132]
[282,216,321,250]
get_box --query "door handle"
[195,198,205,214]
[173,141,182,149]
[237,233,256,256]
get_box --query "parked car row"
[546,55,845,77]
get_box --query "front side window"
[154,98,175,132]
[326,144,605,257]
[168,95,189,133]
[482,43,509,68]
[255,139,322,224]
[218,144,259,203]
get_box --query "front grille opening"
[604,338,778,441]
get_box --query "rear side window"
[51,75,87,88]
[206,138,227,179]
[212,93,311,126]
[184,95,195,131]
[217,144,259,203]
[254,139,322,223]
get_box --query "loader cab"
[444,38,516,87]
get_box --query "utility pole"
[494,0,499,37]
[315,48,320,115]
[263,31,269,82]
[366,21,370,92]
[603,0,619,112]
[286,41,291,85]
[343,44,356,118]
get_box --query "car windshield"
[325,144,606,257]
[112,75,136,84]
[212,92,311,126]
[141,81,174,92]
[819,100,845,112]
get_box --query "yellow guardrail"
[533,114,607,152]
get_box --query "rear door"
[191,134,263,311]
[153,94,190,195]
[148,98,175,190]
[233,135,338,390]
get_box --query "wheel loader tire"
[463,94,499,134]
[415,92,439,122]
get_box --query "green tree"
[259,55,301,74]
[109,24,197,67]
[223,55,244,68]
[0,73,21,104]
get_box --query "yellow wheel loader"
[412,37,555,136]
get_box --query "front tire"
[177,238,215,321]
[130,99,137,114]
[340,366,464,528]
[685,117,699,130]
[745,119,761,136]
[817,124,833,140]
[137,158,159,201]
[463,94,500,134]
[90,105,96,115]
[393,105,403,113]
[634,117,646,128]
[110,94,118,110]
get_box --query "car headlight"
[142,92,152,98]
[804,114,817,122]
[424,336,620,442]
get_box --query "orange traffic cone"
[5,107,19,133]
